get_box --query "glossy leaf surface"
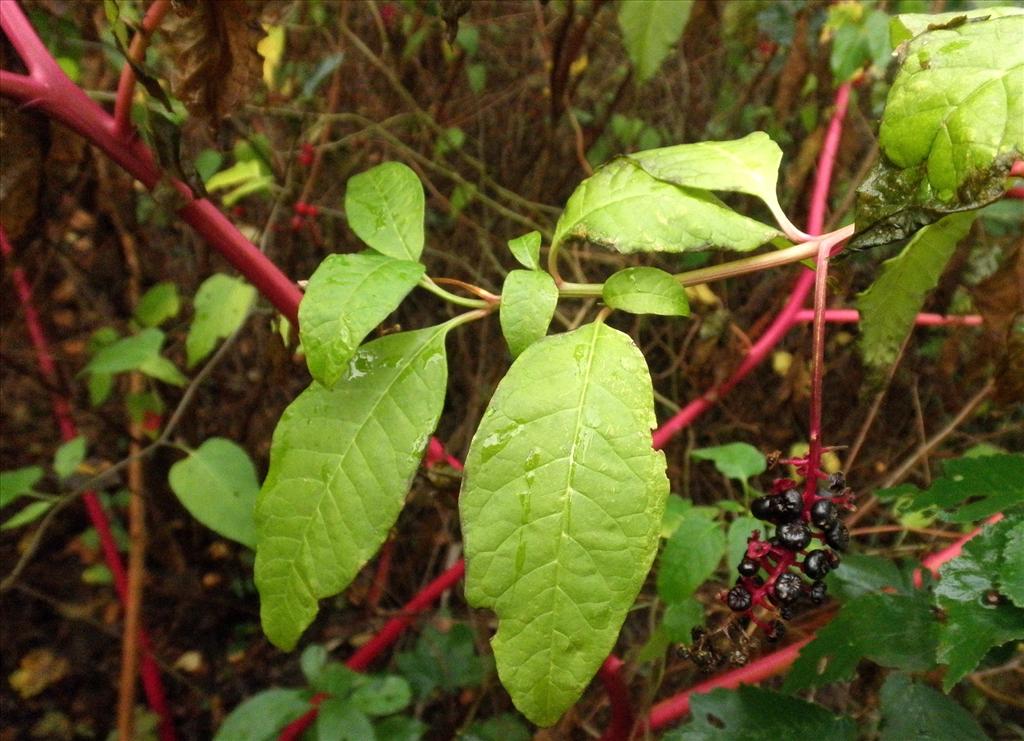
[602,267,689,316]
[255,326,449,649]
[345,162,425,261]
[461,322,668,725]
[186,274,256,368]
[499,270,558,357]
[617,0,693,83]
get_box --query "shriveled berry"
[810,580,828,604]
[751,496,772,521]
[802,549,833,580]
[729,650,749,667]
[826,522,850,551]
[738,558,759,577]
[810,499,838,529]
[772,572,803,604]
[827,471,846,492]
[766,620,786,642]
[727,585,752,612]
[778,522,812,551]
[691,626,706,643]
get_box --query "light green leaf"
[726,516,760,576]
[138,355,187,387]
[205,159,264,192]
[507,231,542,271]
[186,274,256,368]
[499,270,558,358]
[553,158,779,254]
[53,437,86,480]
[657,512,725,603]
[84,327,165,375]
[879,674,988,741]
[602,267,689,316]
[0,467,44,508]
[345,162,425,261]
[461,322,668,726]
[827,8,892,83]
[857,212,975,368]
[690,442,766,483]
[299,644,328,683]
[617,0,694,83]
[890,6,1024,46]
[299,251,424,387]
[135,282,180,327]
[169,438,260,548]
[255,326,450,649]
[2,500,54,530]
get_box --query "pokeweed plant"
[247,7,1024,728]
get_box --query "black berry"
[780,605,794,620]
[727,585,753,612]
[802,549,833,579]
[809,580,828,604]
[751,496,772,521]
[772,572,803,604]
[826,522,850,551]
[738,558,759,577]
[778,522,812,551]
[810,499,838,529]
[771,489,803,523]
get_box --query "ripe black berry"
[737,558,759,577]
[751,496,772,521]
[802,549,833,580]
[809,580,828,605]
[778,522,812,551]
[825,522,850,551]
[771,488,803,523]
[780,605,794,620]
[772,572,803,604]
[810,499,838,529]
[766,620,786,642]
[727,585,753,612]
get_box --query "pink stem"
[915,513,1004,586]
[112,0,171,137]
[794,309,983,326]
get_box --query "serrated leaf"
[665,686,856,741]
[186,274,256,368]
[617,0,693,83]
[214,688,310,741]
[84,327,165,375]
[857,212,975,368]
[499,270,558,358]
[507,231,541,271]
[255,326,449,649]
[602,267,689,316]
[879,673,988,741]
[784,593,939,692]
[0,467,44,508]
[726,516,760,576]
[135,282,180,327]
[657,512,725,603]
[553,158,780,254]
[690,442,766,483]
[345,162,425,261]
[299,251,424,387]
[460,322,668,726]
[890,6,1024,46]
[53,437,86,480]
[826,553,915,603]
[169,438,259,548]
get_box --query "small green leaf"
[214,688,310,741]
[617,0,694,83]
[395,624,489,699]
[553,158,780,254]
[460,322,668,726]
[186,274,256,368]
[375,715,428,741]
[726,516,760,576]
[169,438,259,548]
[256,326,450,649]
[311,663,360,696]
[784,593,940,692]
[299,251,424,387]
[84,327,165,375]
[349,675,412,716]
[879,673,987,741]
[827,7,892,83]
[666,686,856,741]
[657,512,725,603]
[138,355,187,387]
[88,372,115,406]
[345,162,425,261]
[299,644,328,683]
[499,270,558,357]
[1,467,44,508]
[857,212,975,369]
[135,282,181,327]
[53,437,86,480]
[205,159,264,192]
[661,596,704,643]
[690,442,766,483]
[314,699,374,741]
[602,267,689,316]
[507,231,542,271]
[2,500,54,531]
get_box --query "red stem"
[794,309,983,326]
[804,240,832,496]
[112,0,171,137]
[598,655,633,741]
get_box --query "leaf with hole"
[499,270,558,358]
[345,162,425,261]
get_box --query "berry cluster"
[680,627,752,673]
[721,454,855,637]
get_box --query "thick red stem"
[794,309,982,326]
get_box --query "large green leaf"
[345,162,425,261]
[553,158,779,254]
[255,326,449,649]
[169,438,260,548]
[853,13,1023,247]
[890,6,1024,46]
[186,274,256,368]
[602,267,689,316]
[499,270,558,358]
[617,0,694,83]
[857,212,975,369]
[299,251,424,387]
[460,322,668,726]
[879,674,988,741]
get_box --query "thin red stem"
[804,241,832,496]
[794,309,983,326]
[112,0,172,137]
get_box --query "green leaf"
[135,282,180,327]
[299,644,328,683]
[311,663,360,696]
[168,438,259,548]
[886,453,1024,523]
[826,553,915,603]
[665,686,856,741]
[784,593,940,692]
[499,270,558,358]
[857,212,975,369]
[617,0,694,83]
[507,231,542,271]
[186,274,256,368]
[661,596,704,643]
[690,442,766,483]
[255,326,450,649]
[88,372,114,406]
[890,6,1024,47]
[138,355,187,387]
[395,624,489,699]
[879,673,988,741]
[935,515,1024,690]
[206,159,265,192]
[553,158,780,254]
[375,715,427,741]
[345,162,425,261]
[660,494,690,538]
[827,7,892,83]
[84,327,165,375]
[53,437,86,480]
[349,675,412,716]
[602,267,689,316]
[726,516,760,576]
[1,467,44,508]
[1003,519,1024,607]
[315,698,374,741]
[460,714,531,741]
[460,322,668,726]
[1,500,54,531]
[853,14,1023,247]
[299,251,425,387]
[214,688,310,741]
[657,512,725,603]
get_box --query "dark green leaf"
[826,553,915,603]
[1003,519,1024,607]
[657,512,725,603]
[349,675,412,717]
[602,267,689,316]
[879,673,987,741]
[499,270,558,358]
[460,714,531,741]
[213,688,310,741]
[395,624,488,699]
[898,453,1024,523]
[314,698,374,741]
[375,715,427,741]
